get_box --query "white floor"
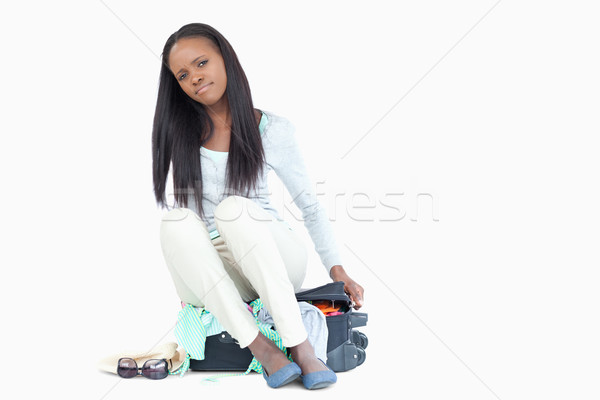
[3,1,599,399]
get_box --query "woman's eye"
[177,60,207,81]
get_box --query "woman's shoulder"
[259,109,296,144]
[258,110,303,166]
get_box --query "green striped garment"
[171,299,290,379]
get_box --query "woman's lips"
[196,83,212,95]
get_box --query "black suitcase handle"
[349,312,368,329]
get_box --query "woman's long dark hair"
[152,23,265,219]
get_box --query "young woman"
[152,23,364,389]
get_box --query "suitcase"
[189,281,368,372]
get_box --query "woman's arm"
[268,117,342,275]
[268,115,365,308]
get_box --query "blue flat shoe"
[300,359,337,390]
[262,362,302,388]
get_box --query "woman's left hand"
[330,265,365,310]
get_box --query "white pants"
[159,195,309,348]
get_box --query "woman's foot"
[248,333,301,388]
[289,339,329,375]
[248,332,292,376]
[290,339,337,390]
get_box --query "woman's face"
[168,37,227,108]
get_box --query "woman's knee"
[214,196,242,223]
[214,196,271,228]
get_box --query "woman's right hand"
[330,265,364,310]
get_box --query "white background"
[1,1,599,399]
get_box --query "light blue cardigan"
[182,110,343,275]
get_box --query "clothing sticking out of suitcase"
[189,281,368,372]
